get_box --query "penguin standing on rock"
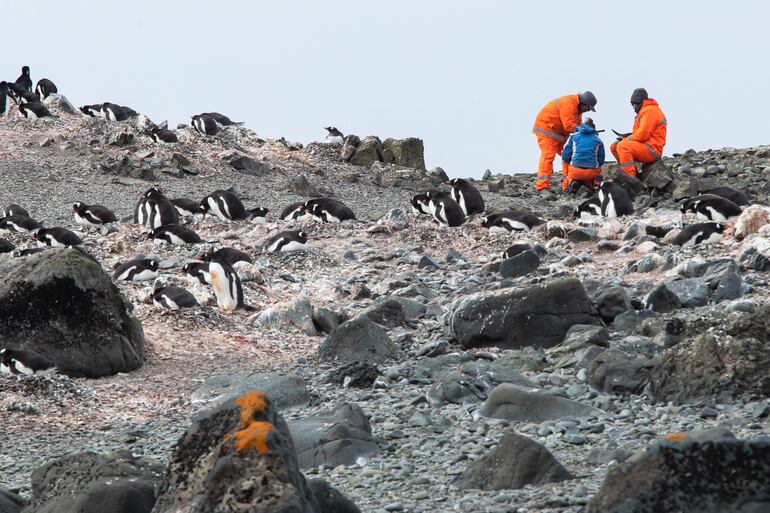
[447,178,485,217]
[191,114,219,135]
[35,79,58,100]
[680,194,741,222]
[35,227,82,247]
[426,191,465,227]
[72,202,118,226]
[265,230,309,253]
[208,253,249,312]
[672,222,725,247]
[480,211,544,233]
[324,127,344,144]
[598,181,634,218]
[19,102,52,118]
[113,258,159,281]
[15,66,32,92]
[152,286,199,310]
[148,224,202,245]
[0,348,55,376]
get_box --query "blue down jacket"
[562,124,605,168]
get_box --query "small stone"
[699,406,719,418]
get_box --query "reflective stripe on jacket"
[532,94,583,142]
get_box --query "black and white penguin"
[35,227,82,247]
[80,104,104,117]
[447,178,485,217]
[6,82,27,104]
[0,239,15,253]
[502,242,533,259]
[0,214,41,233]
[200,190,247,221]
[426,191,465,227]
[191,114,219,135]
[598,181,634,218]
[148,224,202,245]
[0,81,8,115]
[113,258,159,281]
[699,186,750,207]
[680,194,741,222]
[72,202,118,226]
[410,192,433,215]
[35,79,58,100]
[181,261,211,285]
[3,204,29,218]
[324,126,344,144]
[171,198,200,217]
[18,102,52,118]
[280,201,312,221]
[247,207,270,224]
[672,222,725,247]
[15,66,32,92]
[203,247,252,267]
[152,286,199,310]
[480,211,545,233]
[200,112,243,126]
[134,188,179,228]
[265,230,309,253]
[151,127,178,143]
[102,102,131,121]
[13,247,47,257]
[16,90,40,104]
[573,197,602,219]
[305,198,356,223]
[0,348,55,376]
[207,253,247,312]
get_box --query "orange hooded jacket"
[629,98,667,157]
[532,94,583,142]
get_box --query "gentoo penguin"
[15,66,32,92]
[502,242,533,260]
[148,224,202,245]
[35,79,58,100]
[19,102,52,118]
[200,190,247,221]
[102,102,131,121]
[80,104,104,117]
[134,188,179,228]
[0,348,55,376]
[573,197,602,219]
[6,82,28,104]
[151,127,178,143]
[410,192,433,215]
[181,261,211,284]
[480,211,544,233]
[205,247,252,266]
[200,112,243,126]
[672,222,725,247]
[0,239,15,253]
[171,198,200,217]
[265,230,310,253]
[208,253,248,312]
[152,286,199,310]
[426,191,465,227]
[247,207,270,224]
[598,181,634,218]
[16,90,41,104]
[191,114,219,135]
[447,178,485,217]
[680,194,741,222]
[0,214,41,233]
[4,204,29,218]
[280,201,312,221]
[72,202,118,226]
[700,186,750,207]
[35,227,82,247]
[324,126,344,144]
[305,198,356,223]
[113,258,159,281]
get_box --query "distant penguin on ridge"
[151,126,178,143]
[35,79,58,100]
[426,191,465,227]
[191,114,219,135]
[200,112,243,126]
[15,66,32,92]
[19,102,52,118]
[324,127,344,144]
[447,178,485,217]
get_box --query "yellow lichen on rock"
[234,391,268,426]
[663,432,689,442]
[227,421,274,453]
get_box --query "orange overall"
[610,98,667,176]
[532,94,583,190]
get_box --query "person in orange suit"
[562,118,605,193]
[610,88,667,176]
[532,91,597,191]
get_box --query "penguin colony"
[0,63,760,374]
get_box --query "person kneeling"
[562,118,604,193]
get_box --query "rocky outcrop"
[344,136,425,170]
[477,384,604,422]
[308,479,361,513]
[190,372,310,409]
[318,316,399,363]
[0,486,25,513]
[0,248,144,378]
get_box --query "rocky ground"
[0,98,768,513]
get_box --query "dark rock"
[741,249,770,271]
[0,486,25,513]
[326,361,381,388]
[644,284,682,313]
[499,249,540,278]
[587,436,770,513]
[714,270,744,302]
[595,286,632,322]
[308,479,362,513]
[665,278,709,308]
[382,138,426,170]
[604,167,644,197]
[227,154,271,176]
[639,160,675,191]
[109,132,134,146]
[613,309,661,332]
[313,308,342,334]
[477,383,604,422]
[587,349,650,395]
[22,451,163,513]
[290,173,320,196]
[190,372,310,409]
[567,228,597,242]
[374,296,426,319]
[349,136,383,166]
[288,403,376,469]
[362,299,405,328]
[318,316,399,363]
[0,248,144,378]
[447,278,602,350]
[456,430,573,490]
[551,325,610,355]
[417,255,438,269]
[426,358,535,408]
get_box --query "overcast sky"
[5,1,769,178]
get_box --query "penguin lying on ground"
[203,247,252,266]
[102,102,136,121]
[448,178,485,217]
[426,191,465,227]
[13,247,47,257]
[152,286,199,310]
[0,239,15,253]
[265,230,309,253]
[680,194,741,222]
[598,181,634,218]
[0,214,41,233]
[305,198,356,222]
[3,204,29,218]
[200,112,243,126]
[480,211,545,233]
[171,198,200,217]
[151,126,178,143]
[181,261,211,285]
[573,197,602,219]
[199,190,267,222]
[410,192,434,216]
[35,227,82,247]
[248,207,270,224]
[19,102,52,118]
[113,258,160,281]
[15,89,41,104]
[672,222,725,247]
[80,104,104,117]
[72,202,117,226]
[502,242,533,259]
[699,186,750,206]
[191,114,219,135]
[280,201,311,221]
[35,79,58,100]
[324,127,344,144]
[148,224,202,245]
[0,348,55,376]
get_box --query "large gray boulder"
[477,384,604,422]
[0,486,25,513]
[0,248,144,378]
[348,136,383,166]
[152,392,321,513]
[588,436,770,513]
[318,316,399,363]
[446,278,602,349]
[190,372,310,409]
[382,138,426,170]
[587,348,650,395]
[456,430,573,490]
[307,480,361,513]
[22,451,163,513]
